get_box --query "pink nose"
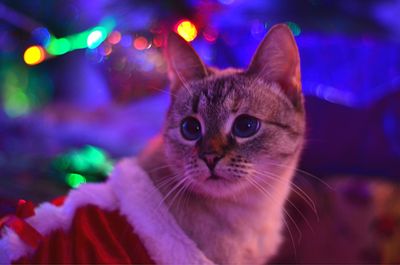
[200,153,223,171]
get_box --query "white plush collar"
[0,158,214,265]
[0,178,117,264]
[109,158,214,265]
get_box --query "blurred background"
[1,0,400,263]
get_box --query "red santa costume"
[0,158,214,264]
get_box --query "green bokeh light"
[44,17,115,57]
[83,145,106,166]
[53,145,114,188]
[69,31,91,50]
[26,17,116,65]
[1,65,53,117]
[2,68,31,117]
[66,173,87,188]
[47,38,71,55]
[286,22,301,36]
[87,27,107,49]
[4,89,30,117]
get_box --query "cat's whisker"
[154,175,178,191]
[265,161,333,190]
[254,169,318,217]
[145,173,180,204]
[178,179,193,211]
[167,170,192,209]
[156,175,190,211]
[247,175,302,242]
[170,180,192,212]
[153,171,180,187]
[252,172,315,233]
[244,176,298,256]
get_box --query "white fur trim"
[0,182,116,264]
[0,228,33,264]
[0,158,213,265]
[29,183,117,235]
[109,158,214,265]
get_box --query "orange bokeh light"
[133,36,150,50]
[175,20,197,42]
[108,31,122,45]
[23,45,46,65]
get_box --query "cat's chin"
[190,176,250,199]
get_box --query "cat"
[138,23,305,264]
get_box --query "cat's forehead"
[193,76,243,115]
[173,74,293,119]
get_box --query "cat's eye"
[232,115,261,138]
[180,117,202,141]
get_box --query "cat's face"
[163,25,305,199]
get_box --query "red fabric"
[4,216,43,248]
[51,196,66,207]
[0,215,43,248]
[0,199,42,248]
[14,205,155,264]
[16,200,36,219]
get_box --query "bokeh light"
[120,35,133,47]
[32,27,51,47]
[47,38,71,55]
[23,45,46,65]
[1,65,53,118]
[108,31,122,45]
[54,145,114,176]
[85,48,105,64]
[2,69,31,117]
[134,36,150,50]
[99,43,112,56]
[286,21,301,36]
[4,89,30,117]
[66,173,86,188]
[175,20,198,42]
[153,35,164,47]
[203,27,219,42]
[87,27,107,49]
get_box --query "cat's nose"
[200,153,223,171]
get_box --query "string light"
[175,20,198,42]
[23,45,46,65]
[26,17,116,64]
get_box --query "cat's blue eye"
[232,115,261,138]
[181,117,202,141]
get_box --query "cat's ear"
[247,24,302,107]
[166,32,208,93]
